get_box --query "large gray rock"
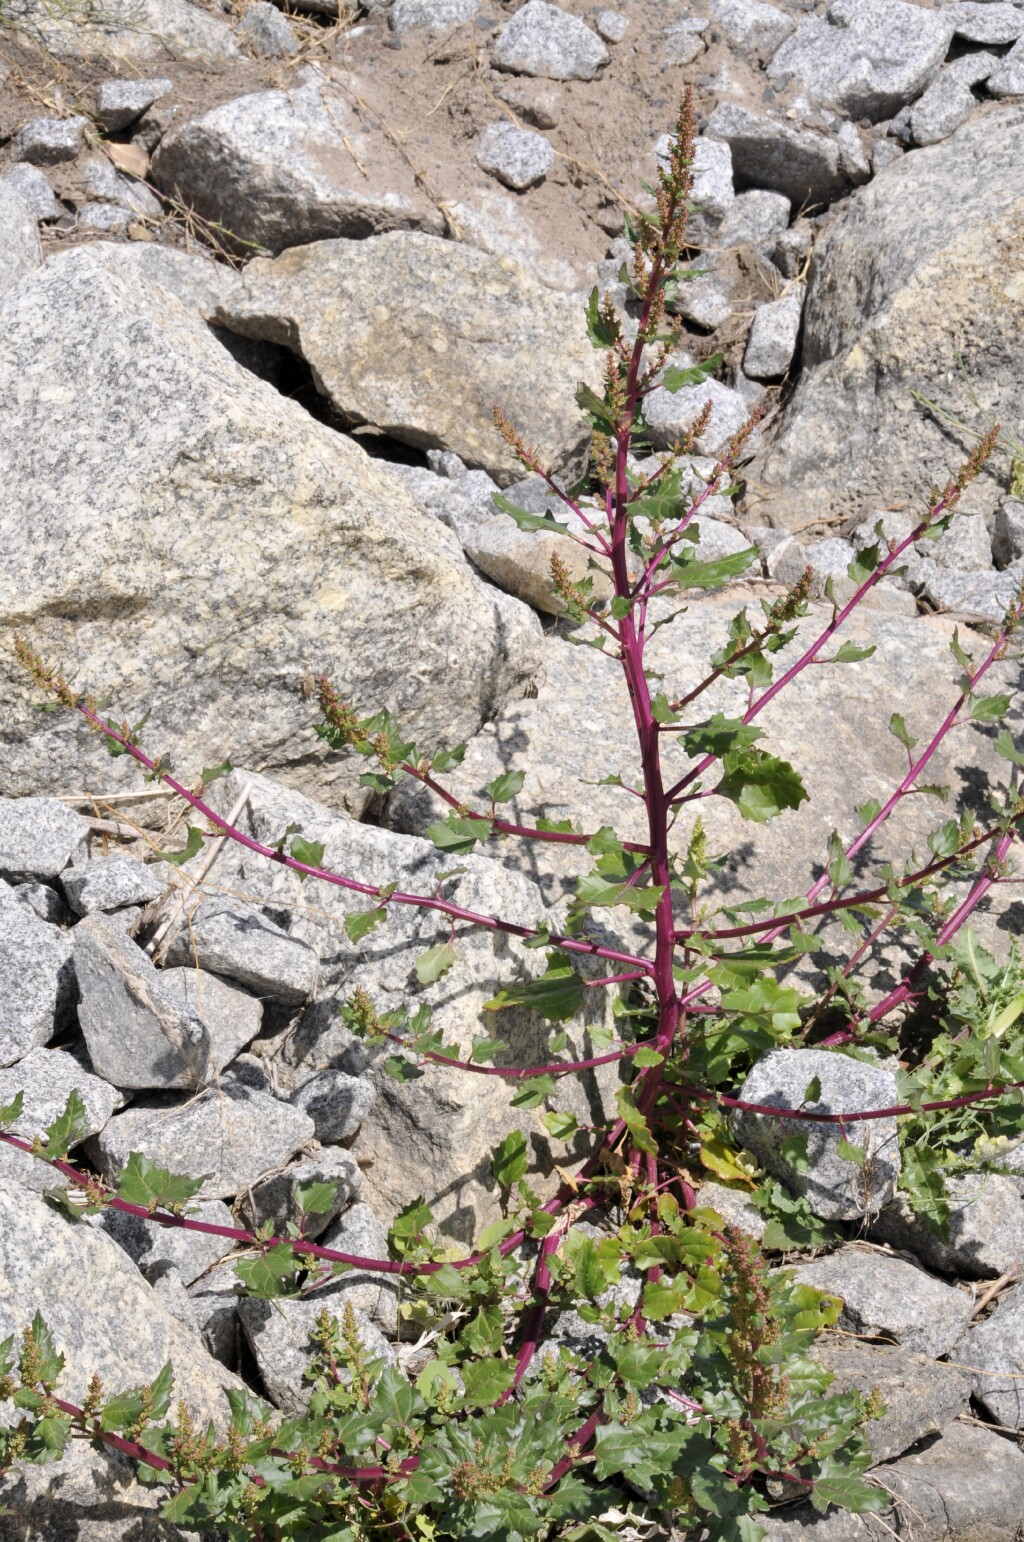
[160,968,263,1072]
[0,1045,121,1149]
[238,1294,394,1415]
[152,67,444,255]
[0,892,74,1068]
[162,897,320,1005]
[0,1438,201,1542]
[811,1337,970,1463]
[0,799,88,883]
[871,1172,1024,1279]
[237,0,299,56]
[790,1245,973,1358]
[4,0,240,65]
[0,165,61,224]
[240,1147,363,1238]
[948,2,1024,46]
[744,287,805,380]
[910,73,978,146]
[316,1201,400,1332]
[988,36,1024,97]
[93,76,173,132]
[715,189,791,252]
[463,505,613,616]
[757,107,1024,528]
[74,914,212,1091]
[966,1279,1024,1428]
[98,1197,237,1288]
[492,0,610,81]
[90,1085,315,1200]
[214,232,599,484]
[766,0,953,122]
[0,1182,240,1421]
[1,246,541,811]
[0,183,40,301]
[645,371,755,456]
[290,1069,374,1142]
[704,102,846,206]
[732,1049,900,1221]
[63,854,165,916]
[705,0,794,64]
[12,116,88,166]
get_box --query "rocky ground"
[4,0,1024,1537]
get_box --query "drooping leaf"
[542,1110,579,1141]
[491,1130,528,1191]
[672,546,759,591]
[41,1090,86,1160]
[427,814,492,855]
[969,692,1013,723]
[156,826,204,866]
[116,1151,205,1214]
[509,1073,557,1110]
[344,906,388,944]
[415,942,456,985]
[0,1091,24,1129]
[832,642,876,664]
[200,758,233,787]
[662,353,722,392]
[486,770,526,804]
[716,750,808,823]
[585,286,619,348]
[484,952,585,1022]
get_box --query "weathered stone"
[463,505,612,615]
[910,74,977,146]
[0,1182,240,1421]
[871,1173,1024,1278]
[317,1202,400,1332]
[645,370,755,456]
[914,559,1024,624]
[664,18,706,66]
[187,1260,242,1366]
[835,121,871,184]
[947,2,1024,45]
[743,287,804,380]
[162,897,319,1006]
[0,799,88,883]
[69,238,243,319]
[98,1197,237,1287]
[810,1337,970,1463]
[0,164,60,223]
[76,202,130,235]
[81,156,161,218]
[732,1050,900,1220]
[490,75,562,129]
[63,854,165,916]
[390,0,478,31]
[595,10,627,44]
[715,189,790,251]
[290,1069,375,1142]
[757,108,1024,528]
[93,77,172,132]
[993,498,1024,567]
[705,0,794,63]
[871,138,904,174]
[214,232,598,483]
[12,881,67,926]
[444,184,579,290]
[768,535,916,613]
[492,0,610,81]
[766,0,953,122]
[945,48,1001,88]
[0,1046,121,1148]
[238,0,299,55]
[669,274,733,329]
[240,1147,363,1237]
[965,1278,1024,1428]
[0,1438,202,1542]
[988,36,1024,96]
[3,0,240,66]
[774,221,814,279]
[90,1085,315,1200]
[881,1419,1024,1539]
[695,1180,767,1240]
[239,1295,395,1415]
[0,895,74,1067]
[74,914,212,1091]
[476,121,553,189]
[159,968,263,1072]
[704,101,846,206]
[151,67,444,255]
[12,115,88,165]
[790,1246,973,1358]
[1,247,541,809]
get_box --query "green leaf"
[995,728,1024,767]
[484,951,585,1022]
[585,286,618,348]
[470,1034,508,1063]
[156,826,204,866]
[427,815,492,855]
[836,1136,866,1166]
[672,546,759,591]
[889,713,917,752]
[459,1357,516,1407]
[23,1313,64,1386]
[541,1110,578,1140]
[970,692,1013,723]
[383,1056,424,1083]
[415,942,456,985]
[616,1086,657,1156]
[680,714,762,759]
[345,906,388,944]
[492,491,571,534]
[235,1243,302,1299]
[662,353,721,392]
[432,742,467,773]
[0,1091,24,1129]
[575,873,665,913]
[716,750,808,823]
[389,1198,433,1257]
[847,542,881,585]
[651,693,680,725]
[781,1133,810,1174]
[832,642,876,664]
[509,1073,556,1110]
[290,834,326,872]
[810,1475,887,1515]
[486,770,526,804]
[492,1130,528,1191]
[295,1179,339,1217]
[41,1090,86,1160]
[575,381,619,434]
[116,1152,205,1214]
[100,1363,173,1433]
[200,758,233,787]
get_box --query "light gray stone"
[945,48,1001,88]
[664,18,706,65]
[389,461,497,542]
[0,1046,122,1147]
[492,0,610,80]
[810,1337,971,1463]
[694,1179,767,1239]
[756,107,1024,529]
[93,76,172,132]
[645,369,755,456]
[70,238,243,319]
[91,1084,316,1200]
[317,1201,400,1332]
[705,0,794,64]
[988,35,1024,96]
[769,534,916,612]
[871,138,904,174]
[872,1172,1024,1278]
[0,1181,240,1422]
[731,1049,900,1220]
[476,120,553,190]
[390,0,478,30]
[63,854,165,916]
[1,247,541,810]
[947,1,1024,43]
[151,66,444,255]
[443,183,579,290]
[669,273,733,329]
[0,164,60,223]
[774,221,813,279]
[715,189,791,251]
[98,1197,237,1287]
[993,498,1024,567]
[595,9,627,44]
[911,74,977,146]
[0,799,88,883]
[12,881,67,926]
[767,0,954,122]
[290,1069,375,1142]
[915,559,1024,623]
[835,121,871,184]
[159,968,263,1071]
[12,115,88,165]
[76,202,130,234]
[75,914,212,1091]
[162,897,319,1005]
[881,1419,1024,1539]
[657,134,735,233]
[463,503,612,615]
[0,896,74,1067]
[239,1294,395,1415]
[238,0,299,55]
[187,1259,242,1366]
[743,286,805,380]
[790,1246,973,1358]
[214,231,599,483]
[704,101,846,206]
[81,155,161,217]
[3,0,240,66]
[240,1147,363,1237]
[966,1279,1024,1427]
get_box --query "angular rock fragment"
[162,897,319,1005]
[492,0,610,81]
